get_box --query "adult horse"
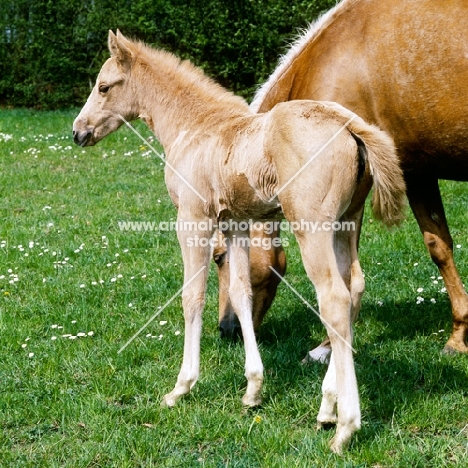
[73,31,405,452]
[250,0,468,355]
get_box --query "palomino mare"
[215,226,286,340]
[251,0,468,356]
[73,31,406,452]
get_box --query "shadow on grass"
[366,296,453,342]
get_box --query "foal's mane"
[250,0,359,112]
[125,38,248,112]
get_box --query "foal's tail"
[348,120,406,227]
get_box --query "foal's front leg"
[225,229,264,406]
[162,222,212,407]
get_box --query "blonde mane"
[250,0,359,112]
[126,39,248,113]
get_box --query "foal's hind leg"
[341,209,366,325]
[303,209,365,365]
[315,216,364,428]
[406,176,468,353]
[225,229,264,406]
[295,230,360,454]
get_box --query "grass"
[0,108,468,467]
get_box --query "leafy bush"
[0,0,335,108]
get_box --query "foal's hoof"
[161,393,178,408]
[317,414,337,431]
[242,394,262,408]
[301,345,331,365]
[329,436,347,455]
[317,420,337,431]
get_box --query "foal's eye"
[99,85,110,94]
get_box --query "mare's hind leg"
[406,176,468,353]
[303,209,365,365]
[295,230,360,454]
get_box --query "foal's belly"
[220,173,281,221]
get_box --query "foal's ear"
[108,30,133,67]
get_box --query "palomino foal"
[73,31,405,453]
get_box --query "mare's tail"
[348,120,406,226]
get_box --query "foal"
[73,31,405,453]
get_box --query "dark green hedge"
[0,0,335,109]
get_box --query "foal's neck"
[134,50,250,150]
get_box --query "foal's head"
[73,30,137,147]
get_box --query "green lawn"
[0,108,467,467]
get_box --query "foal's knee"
[182,292,205,319]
